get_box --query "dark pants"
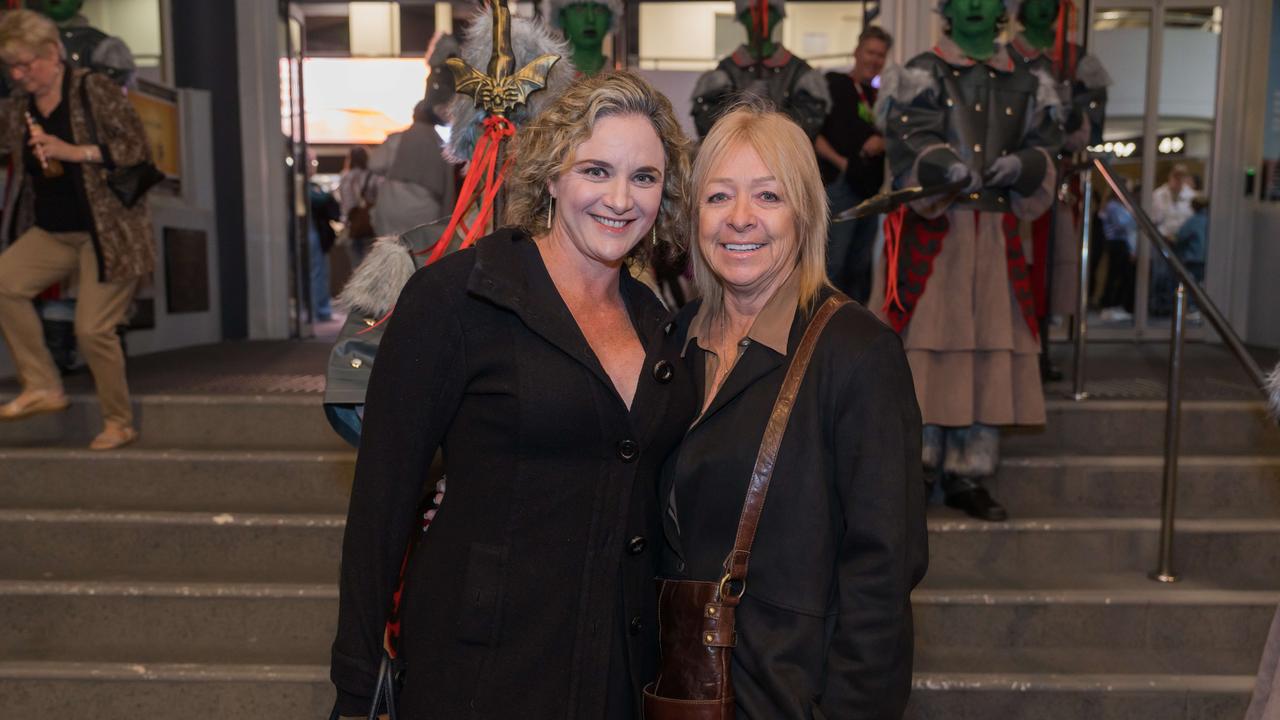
[826,176,878,304]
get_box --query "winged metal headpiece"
[447,0,560,117]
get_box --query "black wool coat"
[332,229,699,718]
[660,289,929,720]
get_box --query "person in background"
[1175,194,1208,284]
[815,25,891,304]
[1151,163,1194,239]
[0,9,155,449]
[1149,164,1194,316]
[1097,187,1137,322]
[337,145,376,266]
[305,152,332,323]
[369,101,454,238]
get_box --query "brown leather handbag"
[643,294,849,720]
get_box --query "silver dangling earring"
[651,224,658,248]
[547,196,555,229]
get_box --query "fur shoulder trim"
[444,9,576,165]
[875,63,933,126]
[1077,53,1113,90]
[1030,65,1063,112]
[1267,361,1280,422]
[335,235,416,317]
[543,0,624,32]
[794,66,833,109]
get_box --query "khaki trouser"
[0,227,137,426]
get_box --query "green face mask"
[26,0,84,23]
[1019,0,1060,49]
[736,6,783,60]
[560,2,612,76]
[942,0,1005,61]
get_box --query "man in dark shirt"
[816,25,891,304]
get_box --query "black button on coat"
[660,289,929,720]
[332,229,699,718]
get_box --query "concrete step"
[0,581,336,665]
[0,448,355,513]
[4,576,1272,669]
[1004,399,1280,454]
[988,455,1280,519]
[913,581,1278,656]
[0,661,333,718]
[927,515,1280,579]
[907,647,1254,720]
[8,508,1279,584]
[0,510,343,583]
[0,394,348,451]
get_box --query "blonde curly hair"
[504,70,693,265]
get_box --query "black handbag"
[77,76,165,208]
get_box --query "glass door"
[1087,0,1233,338]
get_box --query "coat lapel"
[467,230,665,413]
[689,343,786,431]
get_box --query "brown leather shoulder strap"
[721,293,851,598]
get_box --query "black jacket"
[332,229,699,718]
[660,289,928,719]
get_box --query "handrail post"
[1071,169,1093,401]
[1150,282,1186,583]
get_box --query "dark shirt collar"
[683,268,802,358]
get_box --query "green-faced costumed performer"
[544,0,621,77]
[690,0,831,139]
[875,0,1064,521]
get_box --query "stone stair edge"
[8,509,1280,533]
[0,579,336,599]
[0,447,355,461]
[5,577,1274,608]
[0,508,346,527]
[911,672,1255,694]
[0,660,328,683]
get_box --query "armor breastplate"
[886,52,1049,212]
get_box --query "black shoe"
[945,487,1008,522]
[1040,355,1064,383]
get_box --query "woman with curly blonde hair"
[330,70,699,719]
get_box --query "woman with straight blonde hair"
[330,70,699,719]
[653,100,928,719]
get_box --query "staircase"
[908,398,1280,719]
[0,394,350,716]
[1,357,1278,717]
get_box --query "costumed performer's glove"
[984,155,1023,188]
[946,162,981,193]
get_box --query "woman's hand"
[27,125,76,162]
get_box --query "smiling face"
[697,141,799,304]
[546,113,666,267]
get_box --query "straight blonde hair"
[0,10,65,64]
[689,100,830,317]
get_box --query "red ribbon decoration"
[359,116,518,337]
[421,115,516,263]
[881,206,908,316]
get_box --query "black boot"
[945,485,1008,522]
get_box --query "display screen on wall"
[281,58,430,145]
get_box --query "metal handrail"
[1073,155,1276,582]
